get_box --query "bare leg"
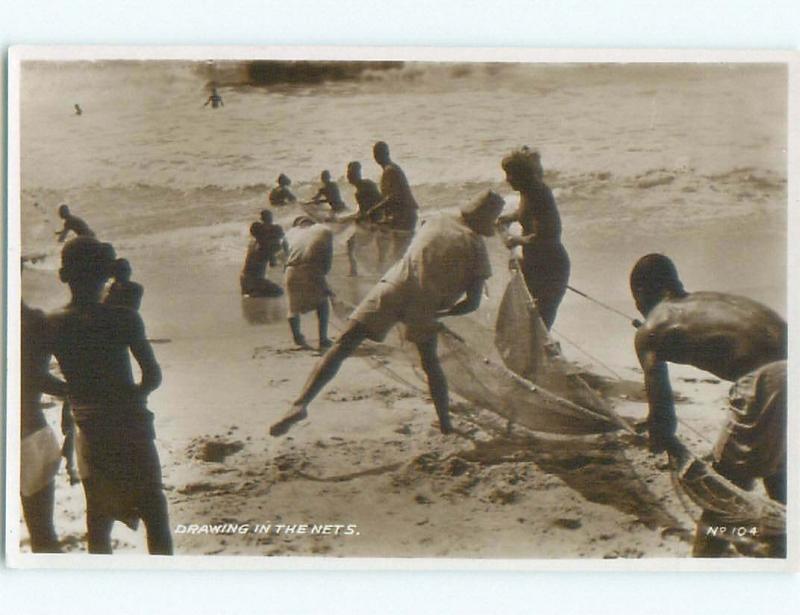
[86,513,114,554]
[346,235,358,276]
[269,323,368,436]
[140,489,173,555]
[762,469,787,557]
[317,300,332,349]
[416,336,453,434]
[21,480,61,553]
[288,316,309,348]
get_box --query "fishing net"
[670,450,786,539]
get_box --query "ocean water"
[18,60,788,368]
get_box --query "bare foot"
[318,338,333,351]
[293,336,312,350]
[270,404,308,437]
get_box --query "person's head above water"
[346,161,362,184]
[373,141,391,166]
[59,236,116,289]
[58,204,70,218]
[260,209,273,225]
[501,146,544,189]
[460,190,505,237]
[292,215,315,228]
[277,174,291,186]
[111,258,132,282]
[629,253,688,316]
[321,170,331,183]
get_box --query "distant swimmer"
[258,209,286,267]
[55,204,95,243]
[203,87,224,109]
[21,302,69,553]
[240,222,284,298]
[103,258,144,311]
[45,237,173,555]
[629,254,787,557]
[74,104,83,116]
[269,174,298,207]
[269,191,505,438]
[282,216,334,350]
[498,147,570,330]
[343,160,385,276]
[310,170,347,213]
[367,141,419,260]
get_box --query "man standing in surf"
[342,160,386,276]
[45,237,173,555]
[366,141,419,261]
[629,253,787,557]
[269,190,505,438]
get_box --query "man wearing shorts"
[269,190,505,438]
[629,253,787,556]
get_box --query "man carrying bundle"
[629,253,787,557]
[269,191,505,438]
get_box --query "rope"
[567,285,640,325]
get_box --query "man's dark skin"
[258,209,285,266]
[21,302,69,553]
[204,87,223,108]
[103,258,144,311]
[46,238,172,555]
[342,161,386,275]
[630,254,787,556]
[366,141,418,259]
[311,170,346,213]
[55,204,94,243]
[269,174,297,207]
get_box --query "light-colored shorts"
[713,360,786,480]
[349,280,439,344]
[285,265,329,317]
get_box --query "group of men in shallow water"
[21,141,787,558]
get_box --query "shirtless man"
[45,237,173,555]
[367,141,419,260]
[204,87,224,108]
[55,204,95,243]
[630,253,787,556]
[258,209,285,267]
[343,160,385,276]
[311,170,346,213]
[269,191,505,438]
[103,258,144,311]
[240,222,283,298]
[20,302,69,552]
[269,174,297,207]
[282,216,334,350]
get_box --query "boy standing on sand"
[45,237,173,555]
[629,253,787,557]
[270,191,505,438]
[283,216,334,350]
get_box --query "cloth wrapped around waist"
[285,264,329,316]
[72,406,163,529]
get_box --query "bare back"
[635,291,786,382]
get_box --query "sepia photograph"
[5,47,794,569]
